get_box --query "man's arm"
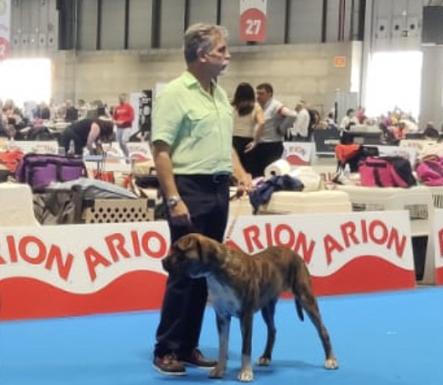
[279,106,298,118]
[232,148,252,196]
[153,140,190,224]
[245,105,265,152]
[86,122,101,152]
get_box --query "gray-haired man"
[152,23,251,376]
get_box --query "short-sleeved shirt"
[260,98,285,143]
[152,71,233,175]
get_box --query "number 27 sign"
[240,0,267,42]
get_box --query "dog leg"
[257,299,277,366]
[295,288,338,370]
[209,312,230,379]
[238,311,254,382]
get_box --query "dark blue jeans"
[154,174,230,357]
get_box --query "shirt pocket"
[185,110,212,139]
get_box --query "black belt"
[176,173,231,184]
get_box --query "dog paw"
[209,366,225,379]
[324,357,339,370]
[238,368,254,382]
[257,356,271,366]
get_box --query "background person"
[58,117,113,155]
[339,108,358,144]
[253,83,298,176]
[112,93,134,160]
[289,99,311,141]
[65,99,79,122]
[232,82,264,177]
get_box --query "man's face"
[203,35,230,77]
[256,88,271,106]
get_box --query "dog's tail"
[290,254,313,322]
[294,299,304,321]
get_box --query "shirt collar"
[182,71,199,87]
[182,70,218,93]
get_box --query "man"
[152,23,252,376]
[112,93,134,160]
[77,99,89,120]
[254,83,298,176]
[65,99,79,122]
[290,99,311,141]
[339,108,357,144]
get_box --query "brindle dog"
[162,233,338,382]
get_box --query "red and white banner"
[5,140,59,154]
[99,142,152,162]
[283,141,314,165]
[0,0,11,60]
[226,211,415,296]
[0,222,169,320]
[0,211,416,320]
[240,0,267,42]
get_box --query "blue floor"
[1,287,443,385]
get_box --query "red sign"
[240,0,267,42]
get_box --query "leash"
[224,191,247,241]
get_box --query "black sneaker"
[153,353,186,376]
[180,348,217,368]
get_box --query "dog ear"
[175,234,198,252]
[197,236,225,263]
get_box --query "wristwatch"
[166,196,182,209]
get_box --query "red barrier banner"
[0,222,169,320]
[226,211,416,296]
[240,0,267,43]
[0,211,416,320]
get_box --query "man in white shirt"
[290,100,311,141]
[255,83,298,176]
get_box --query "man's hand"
[168,200,192,226]
[235,172,253,197]
[244,141,256,153]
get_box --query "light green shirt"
[152,71,233,174]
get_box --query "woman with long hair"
[232,82,264,177]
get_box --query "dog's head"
[162,233,225,278]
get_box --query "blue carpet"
[1,287,442,385]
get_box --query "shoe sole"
[152,363,186,376]
[183,362,216,369]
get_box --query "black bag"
[383,156,417,187]
[134,165,159,188]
